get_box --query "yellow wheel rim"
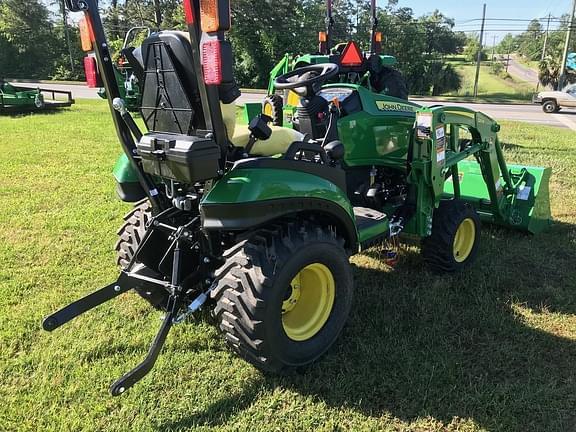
[282,263,335,342]
[453,218,476,263]
[263,102,273,117]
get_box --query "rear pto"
[44,0,551,396]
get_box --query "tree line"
[1,0,472,95]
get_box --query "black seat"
[139,31,205,135]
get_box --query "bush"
[50,65,83,81]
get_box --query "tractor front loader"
[44,0,551,396]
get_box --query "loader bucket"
[444,160,552,234]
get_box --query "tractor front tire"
[422,200,481,273]
[262,94,284,126]
[211,223,353,373]
[115,200,169,310]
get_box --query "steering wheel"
[274,63,339,98]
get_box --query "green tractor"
[45,0,551,396]
[256,0,409,127]
[0,79,74,113]
[92,27,150,112]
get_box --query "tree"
[0,0,59,78]
[539,57,562,89]
[463,35,486,63]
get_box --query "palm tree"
[539,56,561,90]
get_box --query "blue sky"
[382,0,574,43]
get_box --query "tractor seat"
[221,102,304,156]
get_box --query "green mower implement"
[0,79,74,113]
[45,0,552,396]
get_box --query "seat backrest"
[139,31,206,135]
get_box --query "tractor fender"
[201,166,358,251]
[113,154,147,202]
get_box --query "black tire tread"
[114,200,168,310]
[211,221,347,373]
[115,199,151,269]
[262,94,284,126]
[421,200,481,273]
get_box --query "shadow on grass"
[1,107,73,118]
[501,141,526,151]
[160,221,576,432]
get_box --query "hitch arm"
[110,297,179,396]
[42,272,132,332]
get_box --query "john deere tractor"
[84,25,150,112]
[258,0,409,127]
[45,0,551,396]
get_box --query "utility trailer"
[0,80,74,113]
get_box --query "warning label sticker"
[436,126,446,164]
[416,112,433,139]
[517,186,532,201]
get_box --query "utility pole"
[473,3,487,98]
[541,13,552,62]
[492,35,497,63]
[559,0,576,90]
[153,0,162,30]
[537,13,552,91]
[61,0,75,74]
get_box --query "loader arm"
[409,106,551,236]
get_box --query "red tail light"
[183,0,194,24]
[202,40,222,85]
[83,56,99,88]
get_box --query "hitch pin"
[173,291,209,324]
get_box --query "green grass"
[446,64,536,102]
[1,100,575,431]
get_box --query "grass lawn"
[445,64,536,102]
[1,100,575,431]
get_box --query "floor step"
[354,207,387,231]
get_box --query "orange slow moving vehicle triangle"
[340,41,364,66]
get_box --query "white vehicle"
[534,84,576,113]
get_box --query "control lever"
[244,114,273,156]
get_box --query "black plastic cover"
[138,132,221,183]
[140,32,205,134]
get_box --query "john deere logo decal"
[376,101,416,113]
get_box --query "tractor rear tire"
[115,200,169,310]
[262,94,284,126]
[211,222,353,373]
[421,200,481,273]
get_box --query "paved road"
[15,81,576,131]
[505,56,540,86]
[416,99,576,131]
